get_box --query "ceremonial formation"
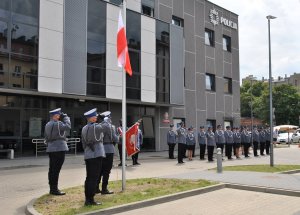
[167,122,272,164]
[44,107,142,206]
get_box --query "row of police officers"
[167,122,272,163]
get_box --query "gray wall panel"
[185,52,196,90]
[63,0,87,95]
[206,92,216,119]
[170,25,184,105]
[196,37,205,73]
[184,14,195,52]
[159,4,172,23]
[215,77,224,112]
[196,73,206,110]
[195,1,204,36]
[185,90,196,127]
[173,108,185,118]
[184,0,194,16]
[205,57,215,74]
[172,0,183,18]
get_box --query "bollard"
[216,148,222,173]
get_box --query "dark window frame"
[206,73,215,91]
[223,35,231,52]
[205,28,214,47]
[224,77,232,94]
[172,15,184,27]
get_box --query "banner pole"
[121,0,127,192]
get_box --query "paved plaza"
[1,145,300,214]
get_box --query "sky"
[210,0,300,81]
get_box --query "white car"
[276,132,293,144]
[291,130,300,143]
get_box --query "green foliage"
[241,82,300,125]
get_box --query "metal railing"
[32,138,80,157]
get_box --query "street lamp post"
[267,15,276,167]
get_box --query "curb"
[25,182,300,215]
[278,169,300,174]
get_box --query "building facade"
[0,0,240,156]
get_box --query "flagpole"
[121,0,127,191]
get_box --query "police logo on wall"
[209,9,219,26]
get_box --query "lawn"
[34,178,215,215]
[217,164,300,173]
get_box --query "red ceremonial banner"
[125,123,139,156]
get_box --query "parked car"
[276,132,293,144]
[291,129,300,143]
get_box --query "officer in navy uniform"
[265,125,271,155]
[242,126,251,158]
[167,124,177,159]
[206,126,216,162]
[259,127,266,156]
[82,108,106,206]
[45,108,71,195]
[176,121,186,164]
[198,126,206,160]
[252,126,260,157]
[233,127,241,159]
[97,111,119,195]
[186,126,196,161]
[224,126,234,160]
[116,119,127,166]
[215,125,225,155]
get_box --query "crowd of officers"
[44,108,142,206]
[167,121,272,164]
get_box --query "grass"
[34,178,216,215]
[213,164,300,173]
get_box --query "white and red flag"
[117,11,132,76]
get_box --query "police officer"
[252,126,260,157]
[265,125,271,155]
[224,125,233,160]
[97,111,119,195]
[176,121,186,164]
[241,126,251,158]
[206,126,215,162]
[81,108,106,206]
[215,125,225,156]
[233,127,241,159]
[186,126,196,161]
[259,127,266,156]
[198,126,206,160]
[116,119,127,167]
[45,108,71,195]
[167,124,177,159]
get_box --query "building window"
[156,20,170,103]
[205,28,214,47]
[126,10,141,100]
[206,73,215,91]
[206,119,216,131]
[0,0,39,90]
[142,0,154,17]
[109,0,122,5]
[172,16,184,27]
[223,35,231,52]
[224,77,232,94]
[86,0,106,97]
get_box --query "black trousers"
[98,153,114,191]
[118,144,123,161]
[132,152,139,164]
[260,142,265,155]
[265,141,270,155]
[226,144,233,159]
[168,143,175,158]
[48,151,65,190]
[216,143,224,155]
[253,141,259,156]
[85,157,102,201]
[199,144,206,159]
[207,145,214,161]
[178,143,185,163]
[244,143,250,157]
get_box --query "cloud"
[210,0,300,81]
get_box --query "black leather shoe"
[50,190,66,195]
[101,190,114,195]
[85,201,102,206]
[95,189,101,194]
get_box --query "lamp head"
[266,15,277,20]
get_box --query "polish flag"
[117,11,132,76]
